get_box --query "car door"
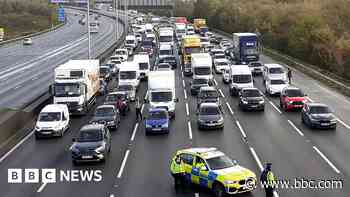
[193,156,210,187]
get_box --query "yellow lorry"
[193,18,207,35]
[181,35,201,75]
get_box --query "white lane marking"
[184,89,187,100]
[313,146,341,174]
[180,66,183,71]
[236,121,247,138]
[141,104,144,113]
[187,121,193,140]
[0,130,34,163]
[213,78,217,86]
[336,117,350,130]
[117,149,130,178]
[219,89,225,98]
[144,91,148,100]
[182,79,185,88]
[14,85,22,90]
[37,182,47,193]
[185,102,189,116]
[249,147,263,171]
[110,195,115,197]
[287,120,304,136]
[226,102,234,115]
[195,193,199,197]
[269,101,282,114]
[31,76,38,81]
[181,72,184,78]
[130,123,139,142]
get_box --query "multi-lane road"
[0,7,123,109]
[1,8,350,197]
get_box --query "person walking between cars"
[287,68,292,84]
[260,163,276,197]
[135,97,142,121]
[170,155,185,189]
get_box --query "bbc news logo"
[8,169,102,183]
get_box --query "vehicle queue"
[31,11,338,197]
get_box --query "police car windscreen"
[206,155,235,170]
[39,112,61,122]
[151,92,172,102]
[77,130,103,142]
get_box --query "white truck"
[133,54,150,80]
[118,61,140,89]
[147,71,178,118]
[52,60,100,115]
[191,53,213,83]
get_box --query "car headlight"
[95,144,105,154]
[218,117,224,123]
[35,125,41,131]
[107,120,115,125]
[225,180,238,185]
[242,99,248,104]
[259,100,265,104]
[161,123,169,128]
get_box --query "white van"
[229,65,254,96]
[115,48,128,62]
[191,53,213,82]
[118,61,140,89]
[159,44,174,59]
[133,54,150,80]
[125,35,138,50]
[34,104,70,139]
[263,64,287,82]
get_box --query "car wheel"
[213,182,225,197]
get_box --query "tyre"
[213,182,226,197]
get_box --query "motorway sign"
[58,7,65,22]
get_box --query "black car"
[190,78,210,95]
[197,103,224,130]
[301,103,337,129]
[158,55,177,69]
[90,105,120,130]
[71,124,111,164]
[210,36,223,45]
[197,86,221,109]
[238,88,265,111]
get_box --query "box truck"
[233,33,260,64]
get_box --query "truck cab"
[191,53,213,83]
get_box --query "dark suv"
[71,124,111,164]
[197,86,221,108]
[90,105,120,130]
[239,88,265,111]
[190,78,210,95]
[301,103,337,129]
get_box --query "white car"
[265,78,289,96]
[222,67,230,84]
[220,41,232,50]
[115,48,129,62]
[23,38,33,45]
[214,59,230,74]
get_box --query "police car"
[170,147,257,197]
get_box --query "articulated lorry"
[233,33,260,64]
[147,71,178,118]
[52,60,100,115]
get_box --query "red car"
[280,87,307,111]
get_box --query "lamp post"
[87,0,91,59]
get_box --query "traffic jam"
[30,10,343,197]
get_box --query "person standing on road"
[170,155,185,189]
[260,163,276,197]
[135,97,142,121]
[287,68,292,84]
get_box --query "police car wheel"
[213,183,225,197]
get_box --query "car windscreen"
[206,155,235,170]
[139,63,149,70]
[151,92,172,102]
[310,106,331,114]
[249,62,263,67]
[286,89,304,97]
[200,106,220,115]
[39,112,61,122]
[117,85,133,91]
[54,83,81,97]
[200,90,218,98]
[193,78,208,85]
[126,40,134,44]
[105,94,125,102]
[95,107,115,116]
[232,75,252,83]
[160,49,172,56]
[185,47,201,54]
[149,110,167,119]
[159,36,172,42]
[269,67,284,74]
[194,67,211,75]
[242,90,261,97]
[270,79,286,85]
[77,129,103,142]
[120,71,136,79]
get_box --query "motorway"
[0,7,123,109]
[1,12,350,197]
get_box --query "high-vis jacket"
[170,158,185,174]
[267,171,276,187]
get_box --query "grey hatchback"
[197,103,224,130]
[71,124,111,165]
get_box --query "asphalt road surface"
[0,20,350,197]
[0,8,124,109]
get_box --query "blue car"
[145,108,169,135]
